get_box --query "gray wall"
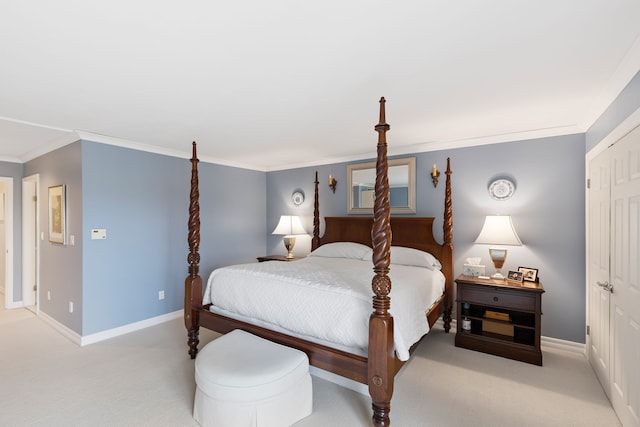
[267,134,586,343]
[24,142,83,333]
[0,160,24,304]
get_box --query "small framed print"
[518,267,539,283]
[507,270,524,282]
[48,185,66,244]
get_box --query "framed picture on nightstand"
[518,267,539,282]
[507,270,523,282]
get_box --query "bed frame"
[184,97,453,426]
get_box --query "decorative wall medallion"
[291,191,305,206]
[488,178,515,201]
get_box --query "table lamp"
[475,215,522,280]
[272,215,306,259]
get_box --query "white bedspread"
[203,256,445,361]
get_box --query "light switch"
[91,229,107,240]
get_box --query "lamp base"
[491,271,506,280]
[489,248,508,281]
[283,236,297,259]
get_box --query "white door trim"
[21,174,39,312]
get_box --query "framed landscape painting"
[49,185,66,244]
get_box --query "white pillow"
[390,246,442,270]
[309,242,373,260]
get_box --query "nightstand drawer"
[460,286,536,311]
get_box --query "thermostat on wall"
[91,229,107,240]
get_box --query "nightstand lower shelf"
[455,330,542,365]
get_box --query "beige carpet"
[0,307,621,427]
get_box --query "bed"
[184,97,454,426]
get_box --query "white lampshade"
[475,215,522,246]
[475,215,522,280]
[272,215,306,236]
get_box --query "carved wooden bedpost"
[442,157,454,332]
[369,97,394,427]
[185,141,202,359]
[311,171,320,251]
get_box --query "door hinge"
[587,325,590,335]
[586,178,590,189]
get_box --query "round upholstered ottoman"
[194,329,312,427]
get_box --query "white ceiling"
[1,1,640,171]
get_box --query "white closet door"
[609,126,640,427]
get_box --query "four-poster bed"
[184,98,454,426]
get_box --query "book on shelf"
[484,310,510,322]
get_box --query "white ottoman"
[194,329,312,427]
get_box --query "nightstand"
[455,274,545,365]
[256,255,302,262]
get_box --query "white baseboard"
[541,335,585,355]
[38,310,82,345]
[38,309,183,346]
[81,310,183,346]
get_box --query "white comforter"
[203,256,445,361]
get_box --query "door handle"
[596,281,613,293]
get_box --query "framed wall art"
[48,184,66,244]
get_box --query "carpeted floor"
[0,307,621,427]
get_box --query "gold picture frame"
[48,185,66,244]
[347,157,416,214]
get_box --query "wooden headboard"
[316,216,454,295]
[319,216,439,253]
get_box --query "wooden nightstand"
[455,274,545,365]
[256,255,302,262]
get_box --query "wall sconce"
[328,174,337,193]
[431,163,440,188]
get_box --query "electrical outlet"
[69,301,74,313]
[158,290,165,300]
[47,291,51,300]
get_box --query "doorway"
[22,175,39,312]
[0,177,13,310]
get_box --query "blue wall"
[81,142,190,334]
[266,134,586,342]
[80,141,266,335]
